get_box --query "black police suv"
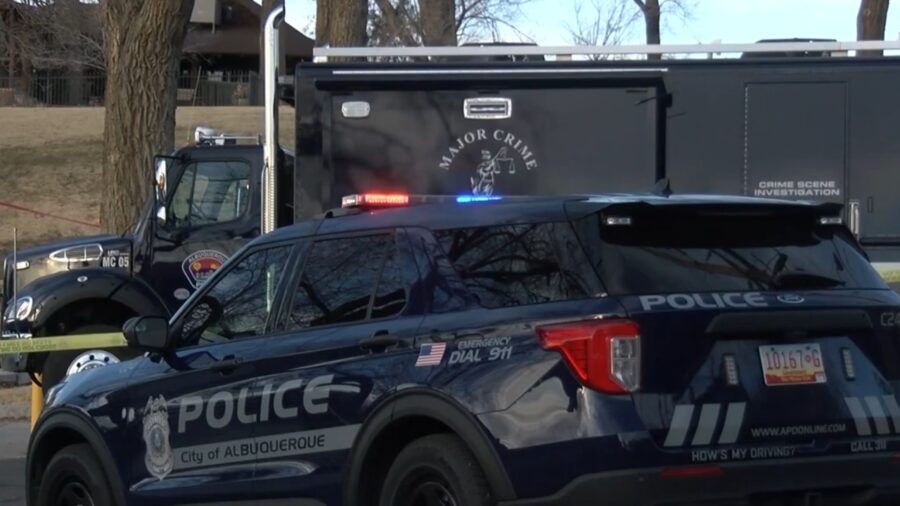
[27,193,900,506]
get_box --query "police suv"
[27,193,900,506]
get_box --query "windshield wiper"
[772,271,845,289]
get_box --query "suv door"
[122,242,296,505]
[244,230,425,502]
[148,157,258,312]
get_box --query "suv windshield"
[572,206,887,294]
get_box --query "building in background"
[0,0,313,106]
[180,0,314,105]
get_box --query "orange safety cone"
[30,376,42,430]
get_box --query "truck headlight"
[4,297,33,322]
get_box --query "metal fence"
[0,71,261,107]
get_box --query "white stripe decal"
[717,402,746,444]
[882,395,900,434]
[864,396,891,435]
[663,405,695,447]
[845,397,873,436]
[172,424,361,471]
[691,403,721,446]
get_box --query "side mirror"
[153,156,168,226]
[123,316,172,352]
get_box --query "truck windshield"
[572,207,887,295]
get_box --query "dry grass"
[0,106,295,253]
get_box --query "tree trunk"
[634,0,661,60]
[101,0,194,234]
[419,0,457,46]
[857,0,890,57]
[315,0,368,47]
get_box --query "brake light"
[536,319,640,394]
[341,193,409,208]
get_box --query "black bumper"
[501,454,900,506]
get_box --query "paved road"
[0,459,24,506]
[0,422,28,506]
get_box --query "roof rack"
[313,39,900,61]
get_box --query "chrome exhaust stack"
[262,0,284,235]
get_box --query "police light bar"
[341,193,410,208]
[456,195,502,203]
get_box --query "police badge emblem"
[142,395,174,480]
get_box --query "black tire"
[379,434,493,506]
[41,324,130,394]
[37,443,114,506]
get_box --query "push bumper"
[502,454,900,506]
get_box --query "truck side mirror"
[153,156,168,226]
[123,316,173,352]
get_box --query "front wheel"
[36,443,114,506]
[379,434,493,506]
[40,324,132,394]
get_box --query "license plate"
[758,343,826,386]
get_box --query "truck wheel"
[41,324,127,394]
[379,434,493,506]
[37,443,114,506]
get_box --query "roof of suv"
[260,193,840,245]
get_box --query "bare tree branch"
[566,0,640,59]
[4,0,104,72]
[630,0,694,59]
[370,0,533,48]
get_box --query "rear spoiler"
[564,198,845,222]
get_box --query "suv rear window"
[434,223,598,308]
[573,207,887,294]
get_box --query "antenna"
[11,227,17,328]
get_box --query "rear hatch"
[568,199,900,454]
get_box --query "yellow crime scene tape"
[0,333,127,355]
[0,333,128,429]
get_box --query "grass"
[0,106,295,253]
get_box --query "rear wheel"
[37,443,113,506]
[41,324,132,394]
[379,434,493,506]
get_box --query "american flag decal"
[416,343,447,367]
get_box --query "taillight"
[536,319,641,394]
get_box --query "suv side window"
[170,160,251,227]
[179,244,293,346]
[434,223,595,308]
[285,234,406,329]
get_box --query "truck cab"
[1,131,293,391]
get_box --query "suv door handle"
[359,332,407,352]
[210,356,243,374]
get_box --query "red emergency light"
[342,193,410,208]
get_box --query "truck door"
[743,82,846,208]
[316,79,662,203]
[148,154,259,312]
[846,73,900,273]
